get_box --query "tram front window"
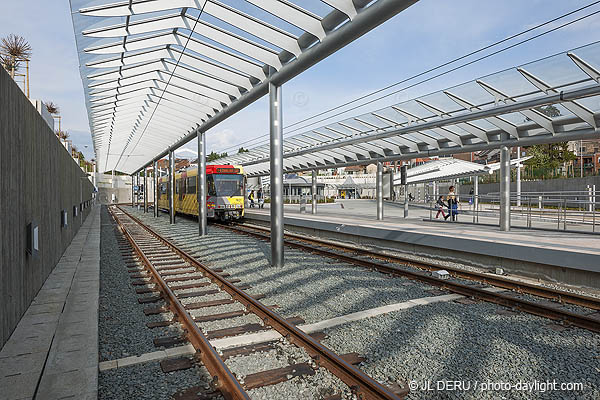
[208,174,244,197]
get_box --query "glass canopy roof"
[70,0,417,173]
[216,41,600,177]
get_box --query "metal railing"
[426,191,599,234]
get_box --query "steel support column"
[500,146,511,231]
[153,160,158,217]
[137,172,141,207]
[311,170,317,215]
[269,74,284,267]
[131,174,134,207]
[516,146,521,207]
[144,168,148,213]
[198,132,207,236]
[169,150,175,224]
[473,175,479,223]
[403,186,409,218]
[376,162,383,220]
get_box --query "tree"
[0,34,32,77]
[536,104,560,118]
[207,151,228,162]
[238,147,249,153]
[523,105,575,174]
[525,142,575,169]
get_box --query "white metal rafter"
[213,43,600,177]
[72,0,417,173]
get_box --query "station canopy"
[396,157,531,186]
[70,0,418,174]
[216,41,600,177]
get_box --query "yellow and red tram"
[157,165,245,221]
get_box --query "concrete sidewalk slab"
[0,206,100,400]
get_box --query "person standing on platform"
[248,190,255,208]
[257,188,264,209]
[444,186,458,221]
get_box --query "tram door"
[178,179,185,201]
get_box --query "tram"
[157,165,245,221]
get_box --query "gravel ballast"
[322,301,600,399]
[99,360,221,400]
[99,206,165,361]
[122,207,600,399]
[128,208,433,325]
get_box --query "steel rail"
[222,223,600,333]
[115,206,404,400]
[108,206,250,400]
[232,223,600,310]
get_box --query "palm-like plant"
[56,130,69,140]
[45,101,60,115]
[0,34,32,76]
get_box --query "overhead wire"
[216,1,600,154]
[114,6,206,171]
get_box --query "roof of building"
[395,156,530,185]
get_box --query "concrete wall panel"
[0,67,94,348]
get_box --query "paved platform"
[245,200,600,288]
[0,206,100,400]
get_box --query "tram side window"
[175,179,180,194]
[187,176,196,194]
[207,175,216,196]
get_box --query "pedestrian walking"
[248,190,255,208]
[435,196,447,219]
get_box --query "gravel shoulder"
[99,206,181,361]
[99,360,220,400]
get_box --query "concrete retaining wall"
[0,67,94,348]
[96,173,156,205]
[462,176,600,196]
[245,212,600,289]
[96,174,133,205]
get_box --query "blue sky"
[1,0,599,165]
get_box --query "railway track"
[220,222,600,333]
[109,205,407,400]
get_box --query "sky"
[1,0,599,168]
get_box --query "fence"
[426,191,599,234]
